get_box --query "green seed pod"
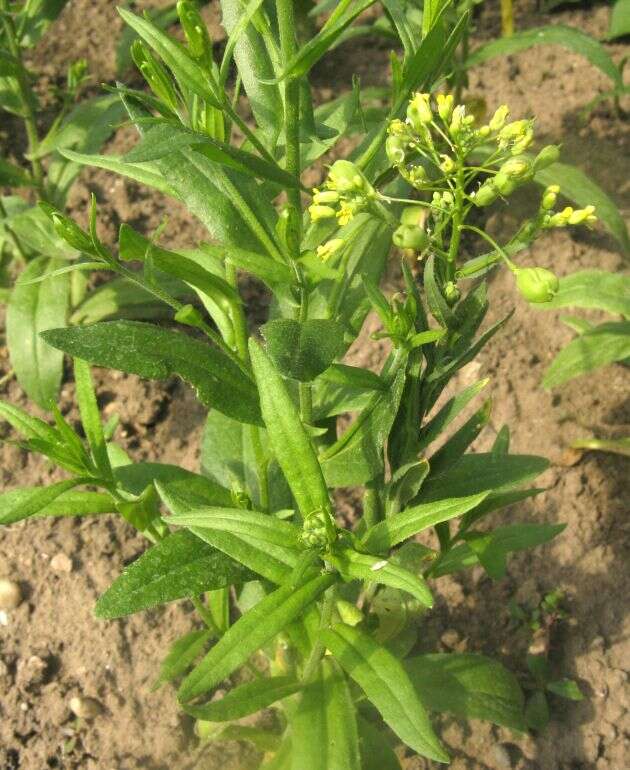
[327,159,366,193]
[444,281,461,306]
[177,0,212,63]
[131,40,178,112]
[493,171,517,196]
[51,213,95,254]
[336,600,363,627]
[501,155,532,180]
[472,182,499,207]
[400,205,426,228]
[534,144,560,171]
[515,266,559,304]
[386,134,407,165]
[393,224,429,251]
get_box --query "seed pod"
[534,144,560,171]
[400,205,426,228]
[501,155,532,180]
[50,213,95,254]
[473,182,499,207]
[327,160,366,194]
[386,134,407,165]
[515,266,559,303]
[493,172,517,196]
[393,224,429,251]
[177,0,212,63]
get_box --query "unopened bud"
[177,1,211,62]
[312,189,339,205]
[449,105,466,137]
[386,134,407,165]
[309,204,336,222]
[407,92,433,131]
[515,266,559,304]
[472,183,499,207]
[316,238,344,262]
[568,205,596,225]
[131,40,178,112]
[444,281,461,306]
[336,600,363,627]
[493,171,517,196]
[440,154,455,174]
[408,165,427,187]
[501,156,532,179]
[436,93,454,123]
[489,105,509,131]
[393,224,429,251]
[541,184,560,211]
[534,144,560,171]
[51,213,95,253]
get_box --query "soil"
[1,1,628,769]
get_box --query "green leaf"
[321,362,407,487]
[546,678,584,701]
[322,624,449,763]
[609,0,630,39]
[126,123,300,190]
[153,627,214,690]
[7,256,70,409]
[0,478,90,526]
[116,2,179,75]
[95,529,253,619]
[362,493,489,552]
[41,321,262,426]
[424,255,455,329]
[417,454,549,503]
[357,717,401,770]
[405,653,525,730]
[0,400,59,443]
[291,659,361,770]
[179,572,336,702]
[74,359,111,479]
[113,463,232,505]
[19,0,71,46]
[534,161,629,255]
[319,364,387,392]
[59,149,179,198]
[524,690,550,731]
[328,547,433,607]
[429,399,492,475]
[542,270,630,318]
[0,157,32,187]
[203,243,293,286]
[418,378,489,451]
[276,1,378,81]
[249,339,331,517]
[260,319,346,382]
[186,676,302,722]
[0,487,113,525]
[543,321,630,388]
[156,480,298,583]
[467,25,623,90]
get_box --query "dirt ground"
[0,1,628,769]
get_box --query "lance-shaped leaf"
[41,321,262,426]
[322,624,449,763]
[260,319,346,382]
[203,243,293,287]
[418,379,489,451]
[358,716,402,770]
[153,628,214,690]
[115,463,232,505]
[7,255,70,409]
[405,653,526,730]
[185,676,303,722]
[290,659,361,770]
[95,529,254,619]
[543,321,630,389]
[179,572,336,702]
[328,548,433,607]
[541,270,630,318]
[417,454,549,503]
[249,339,331,516]
[0,478,93,526]
[320,363,407,487]
[362,493,489,552]
[156,479,298,583]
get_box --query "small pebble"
[0,579,22,610]
[491,743,513,769]
[69,696,104,719]
[50,553,73,573]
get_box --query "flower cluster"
[309,160,375,228]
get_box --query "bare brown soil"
[0,2,628,769]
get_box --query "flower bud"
[327,159,366,193]
[400,205,426,227]
[472,183,499,207]
[568,205,596,225]
[498,119,533,151]
[300,509,336,550]
[515,266,559,303]
[548,206,573,227]
[440,154,455,174]
[407,165,427,187]
[534,144,560,171]
[476,125,491,139]
[500,155,532,180]
[541,184,560,211]
[449,105,466,137]
[444,281,461,306]
[489,105,509,131]
[393,224,429,251]
[312,189,339,205]
[316,238,344,262]
[436,93,454,122]
[407,92,432,131]
[309,204,336,222]
[386,134,407,165]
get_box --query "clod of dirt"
[69,695,104,719]
[50,552,73,573]
[0,578,22,610]
[16,655,48,690]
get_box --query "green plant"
[0,2,624,765]
[537,269,630,457]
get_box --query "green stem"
[447,156,465,280]
[0,5,45,194]
[363,479,383,528]
[459,224,516,271]
[192,596,221,635]
[302,581,337,681]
